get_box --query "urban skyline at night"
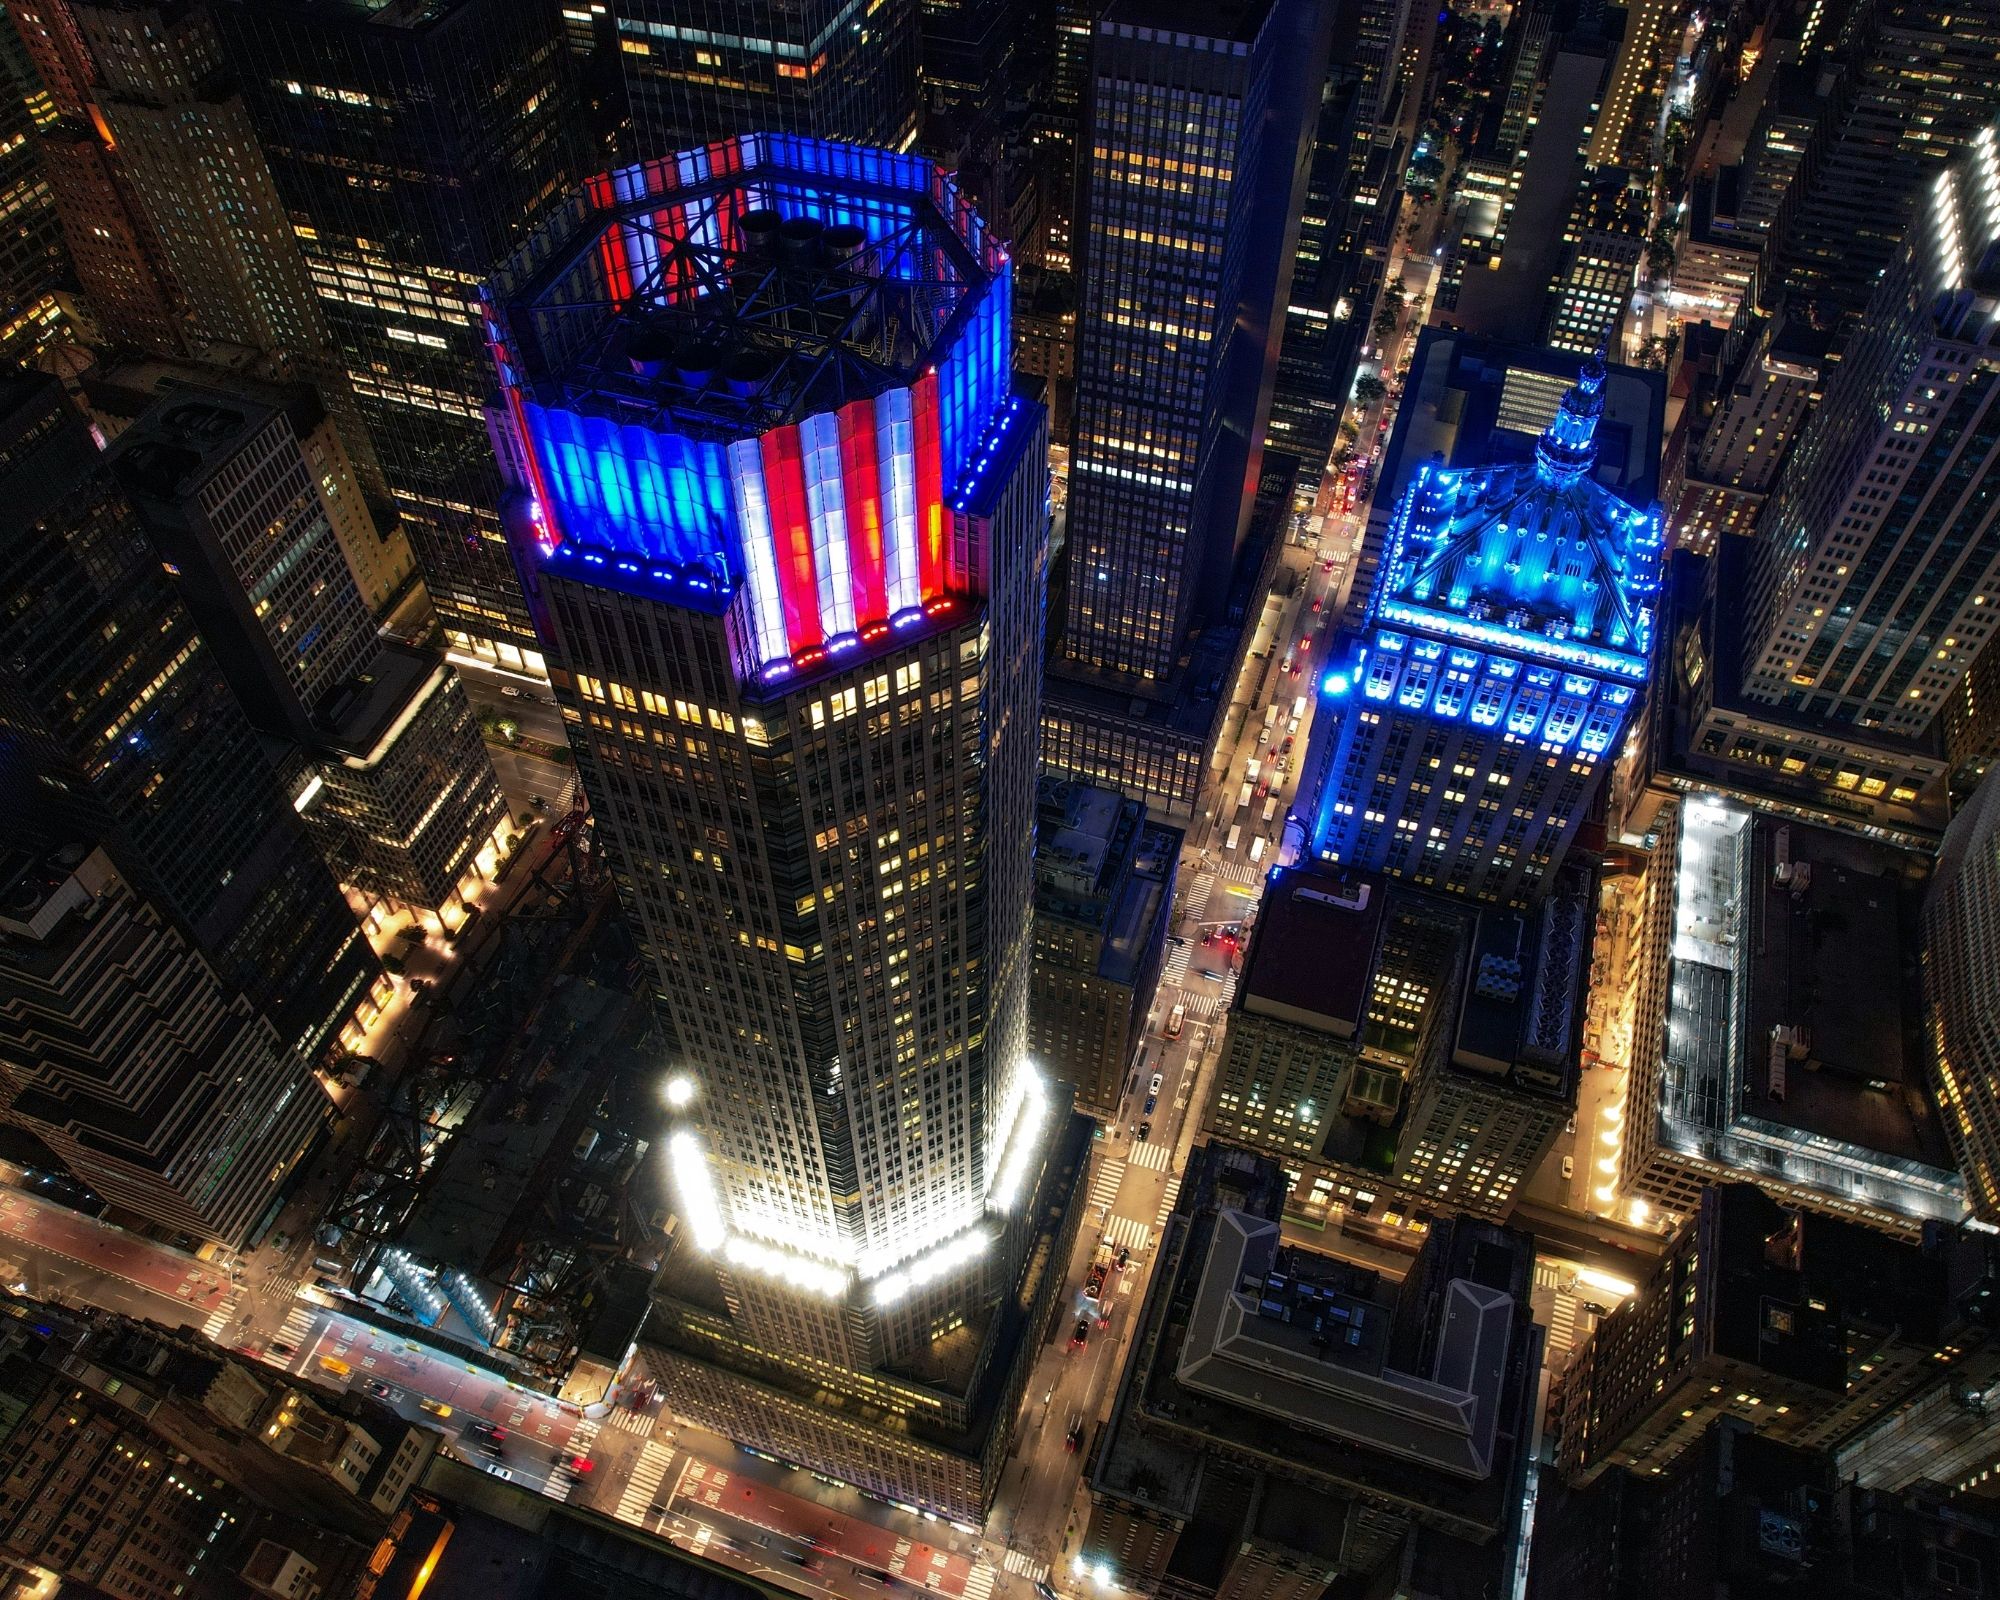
[0,1,1998,1597]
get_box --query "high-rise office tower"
[107,384,508,915]
[1544,169,1644,355]
[66,0,326,364]
[1056,0,1329,688]
[1741,120,2000,739]
[1264,42,1383,470]
[1586,0,1671,167]
[610,0,920,156]
[0,17,68,361]
[1926,766,2000,1224]
[1031,0,1096,274]
[212,0,588,674]
[0,846,327,1243]
[6,0,182,350]
[1770,0,2000,329]
[0,373,380,1227]
[482,135,1072,1519]
[1302,352,1665,906]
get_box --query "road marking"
[615,1438,676,1524]
[1103,1216,1153,1254]
[1156,1177,1181,1228]
[202,1297,239,1341]
[606,1408,657,1437]
[1125,1140,1171,1173]
[962,1560,996,1600]
[1183,873,1214,921]
[1085,1160,1124,1215]
[1001,1551,1048,1581]
[1161,942,1192,986]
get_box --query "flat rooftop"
[1239,869,1386,1036]
[1743,813,1949,1167]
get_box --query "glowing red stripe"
[586,173,633,304]
[839,398,887,627]
[912,371,946,600]
[760,426,822,653]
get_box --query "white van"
[1291,695,1307,721]
[1261,798,1278,824]
[1238,780,1254,813]
[1226,823,1243,853]
[1248,835,1267,864]
[1245,758,1262,784]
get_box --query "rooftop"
[1239,869,1385,1036]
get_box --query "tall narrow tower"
[482,136,1062,1519]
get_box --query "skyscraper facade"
[0,18,68,361]
[106,384,508,915]
[1058,0,1330,686]
[0,372,379,1079]
[1925,766,2000,1224]
[7,0,182,350]
[1303,353,1665,906]
[212,0,588,673]
[611,0,920,156]
[481,136,1066,1517]
[1740,120,2000,739]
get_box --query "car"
[1136,1121,1150,1142]
[1149,1072,1164,1096]
[1038,1584,1062,1600]
[419,1399,453,1419]
[1198,968,1223,982]
[565,1455,594,1473]
[1561,1155,1575,1181]
[1323,557,1337,572]
[785,1552,824,1574]
[1143,1095,1157,1114]
[270,1341,295,1358]
[857,1570,891,1588]
[1289,657,1303,676]
[1065,1415,1085,1453]
[1311,597,1323,613]
[1564,1115,1576,1135]
[1116,1247,1130,1269]
[481,1463,513,1482]
[365,1380,395,1401]
[1071,1317,1090,1350]
[1200,927,1214,945]
[1582,1301,1612,1318]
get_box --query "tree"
[1370,282,1406,342]
[1353,373,1387,406]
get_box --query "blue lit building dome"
[1302,350,1666,907]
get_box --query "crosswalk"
[962,1561,996,1600]
[202,1295,239,1341]
[1183,872,1215,923]
[1126,1140,1172,1173]
[1546,1294,1579,1356]
[1161,941,1192,987]
[1157,1177,1182,1229]
[274,1302,317,1351]
[1103,1215,1153,1254]
[604,1407,657,1438]
[1184,991,1223,1024]
[1002,1550,1049,1582]
[614,1439,676,1524]
[1085,1159,1124,1216]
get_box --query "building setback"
[212,0,590,673]
[481,135,1079,1521]
[0,373,379,1082]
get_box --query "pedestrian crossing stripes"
[1161,942,1192,987]
[962,1561,996,1600]
[1002,1550,1049,1581]
[614,1439,675,1524]
[275,1303,316,1348]
[1126,1140,1172,1173]
[1184,873,1214,922]
[1546,1294,1578,1355]
[1085,1160,1124,1216]
[1184,993,1222,1024]
[605,1408,657,1437]
[1156,1177,1181,1229]
[266,1274,302,1305]
[201,1299,237,1341]
[1103,1215,1153,1254]
[1216,972,1238,1011]
[570,1419,602,1458]
[1533,1261,1562,1291]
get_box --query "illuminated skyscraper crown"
[481,135,1019,683]
[1534,344,1607,484]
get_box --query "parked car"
[1071,1317,1090,1350]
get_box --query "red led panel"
[838,398,887,626]
[912,370,946,599]
[586,173,634,304]
[760,426,823,652]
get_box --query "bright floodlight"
[664,1074,698,1111]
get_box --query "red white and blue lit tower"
[1301,352,1665,907]
[481,136,1054,1515]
